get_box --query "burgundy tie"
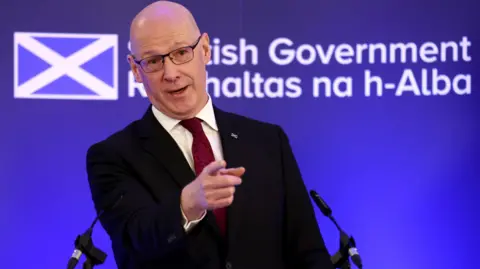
[180,117,226,236]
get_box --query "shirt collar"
[151,94,218,132]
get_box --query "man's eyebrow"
[139,42,191,58]
[140,50,159,58]
[172,40,191,47]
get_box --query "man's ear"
[201,33,211,65]
[127,54,143,83]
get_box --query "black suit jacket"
[86,105,334,269]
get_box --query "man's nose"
[162,57,180,82]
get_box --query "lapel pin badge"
[230,133,238,139]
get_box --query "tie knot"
[180,117,203,134]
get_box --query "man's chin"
[167,101,200,119]
[154,90,207,119]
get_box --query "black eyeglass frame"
[131,34,203,73]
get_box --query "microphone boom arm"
[67,192,124,269]
[309,190,363,269]
[74,228,107,269]
[330,230,357,269]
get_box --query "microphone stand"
[330,231,357,269]
[328,214,355,269]
[72,224,107,269]
[67,192,124,269]
[309,190,363,269]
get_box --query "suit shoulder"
[221,110,281,132]
[86,119,140,155]
[218,109,293,148]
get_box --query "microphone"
[67,191,124,269]
[310,190,363,269]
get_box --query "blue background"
[1,0,479,268]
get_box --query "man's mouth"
[169,86,188,95]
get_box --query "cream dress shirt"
[151,95,224,231]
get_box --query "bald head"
[126,1,211,120]
[129,1,200,56]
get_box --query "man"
[86,1,334,269]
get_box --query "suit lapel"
[135,105,248,246]
[214,106,249,246]
[136,106,226,244]
[214,107,245,179]
[136,106,195,191]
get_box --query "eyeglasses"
[132,35,202,73]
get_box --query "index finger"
[209,175,242,189]
[203,160,227,175]
[218,167,246,177]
